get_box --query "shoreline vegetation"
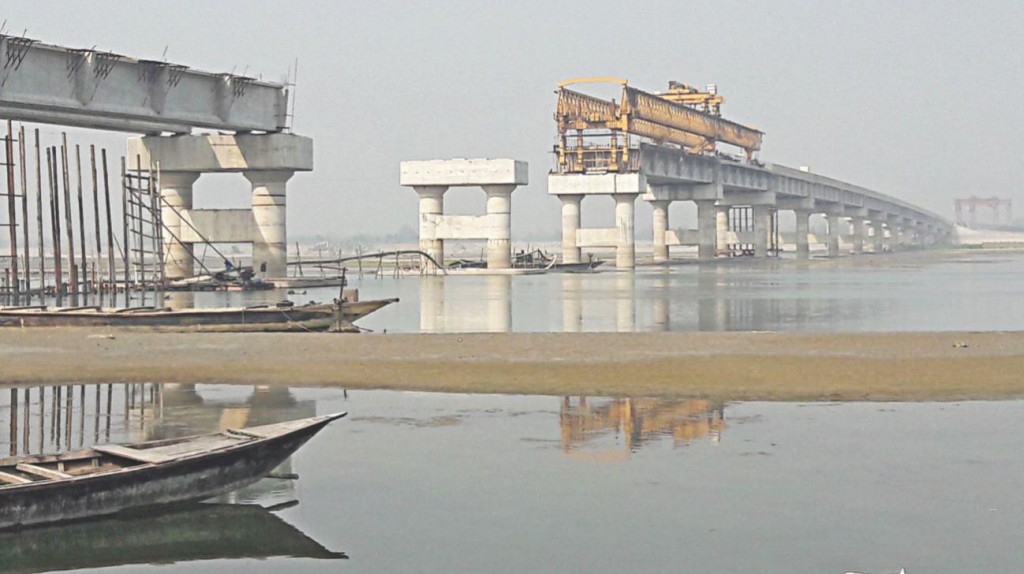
[3,329,1024,402]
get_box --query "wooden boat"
[0,503,347,573]
[0,298,398,332]
[0,413,346,530]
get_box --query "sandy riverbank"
[2,329,1024,401]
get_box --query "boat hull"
[0,419,330,530]
[0,298,398,332]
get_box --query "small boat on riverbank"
[0,298,398,332]
[0,413,346,530]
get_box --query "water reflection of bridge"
[560,397,725,461]
[416,269,885,333]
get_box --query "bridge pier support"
[651,200,670,263]
[826,213,843,257]
[402,159,528,271]
[871,220,885,253]
[484,185,515,269]
[851,218,866,254]
[550,173,643,270]
[560,195,582,265]
[415,185,447,272]
[246,170,293,279]
[794,209,811,259]
[127,133,313,282]
[696,200,719,261]
[752,205,772,258]
[159,172,199,280]
[614,193,637,269]
[715,206,730,257]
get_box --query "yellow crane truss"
[555,78,763,172]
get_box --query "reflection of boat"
[0,413,346,529]
[0,503,347,573]
[0,298,398,332]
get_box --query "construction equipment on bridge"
[554,78,763,174]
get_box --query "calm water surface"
[1,383,1022,573]
[163,250,1024,333]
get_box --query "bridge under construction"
[550,78,953,268]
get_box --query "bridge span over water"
[549,79,954,269]
[549,143,954,268]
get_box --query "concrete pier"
[696,201,718,261]
[651,200,670,263]
[614,194,636,268]
[794,209,811,259]
[401,159,528,271]
[560,196,582,265]
[549,173,644,269]
[127,133,313,280]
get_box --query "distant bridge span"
[549,143,954,268]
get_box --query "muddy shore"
[2,329,1023,401]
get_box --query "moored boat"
[0,298,398,332]
[0,413,346,530]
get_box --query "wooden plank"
[92,444,173,464]
[0,470,32,485]
[15,463,71,480]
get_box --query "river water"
[163,249,1024,334]
[2,250,1024,573]
[1,384,1022,573]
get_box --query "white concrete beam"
[0,35,288,134]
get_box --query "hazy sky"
[6,0,1024,239]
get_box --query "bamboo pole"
[121,157,129,306]
[5,120,19,300]
[34,131,44,300]
[47,148,63,301]
[90,145,102,290]
[18,125,29,297]
[75,145,87,296]
[60,135,78,303]
[102,149,114,294]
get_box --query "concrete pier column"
[871,220,885,253]
[852,219,866,254]
[415,185,447,271]
[715,206,730,256]
[245,170,293,279]
[159,171,199,279]
[483,184,515,269]
[752,205,772,258]
[613,193,636,269]
[826,213,842,257]
[794,209,811,259]
[560,195,582,264]
[696,200,718,261]
[651,200,670,263]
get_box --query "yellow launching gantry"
[554,78,763,174]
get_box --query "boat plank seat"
[0,470,33,485]
[15,463,72,480]
[94,434,248,464]
[92,444,175,464]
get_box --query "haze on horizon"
[6,0,1023,242]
